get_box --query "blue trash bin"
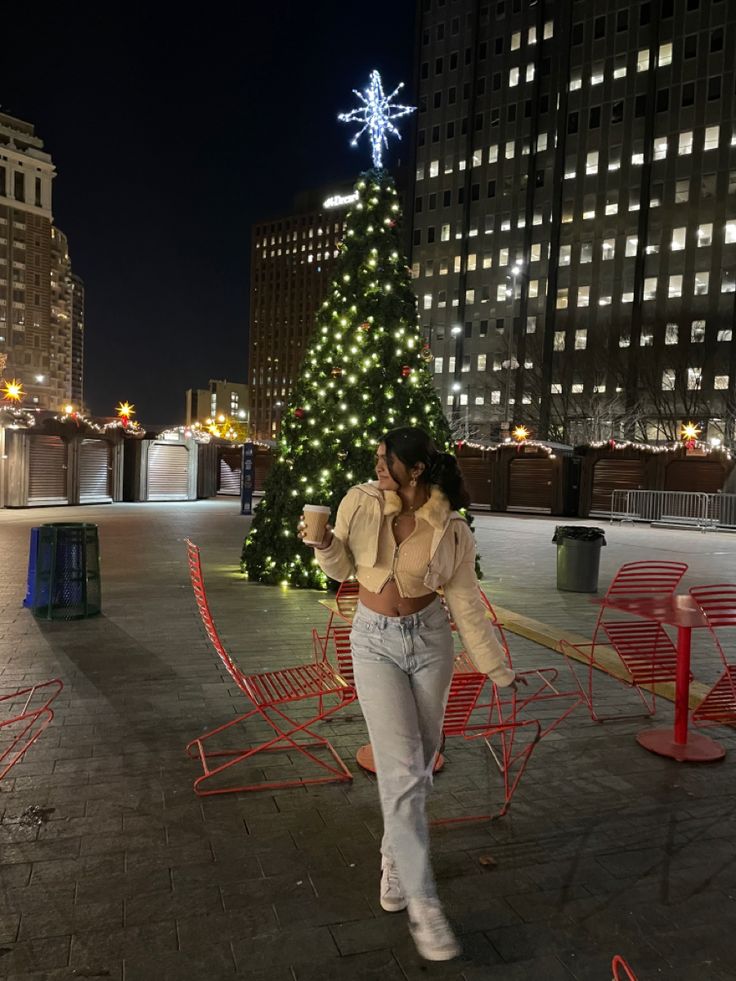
[27,523,102,620]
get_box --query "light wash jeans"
[350,596,454,900]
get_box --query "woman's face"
[375,442,409,490]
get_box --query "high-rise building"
[0,112,73,410]
[412,0,736,444]
[247,183,356,440]
[71,273,85,409]
[49,226,73,408]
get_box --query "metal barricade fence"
[611,490,736,532]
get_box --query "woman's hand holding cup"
[298,505,333,549]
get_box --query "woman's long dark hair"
[381,427,471,511]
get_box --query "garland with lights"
[242,169,454,588]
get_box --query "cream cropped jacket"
[314,482,515,687]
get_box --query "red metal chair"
[318,625,541,819]
[611,954,639,980]
[315,579,359,656]
[184,540,356,796]
[0,679,63,782]
[561,561,688,722]
[689,584,736,728]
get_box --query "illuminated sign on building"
[322,192,359,210]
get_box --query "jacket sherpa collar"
[355,482,459,532]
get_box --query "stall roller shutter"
[665,460,725,494]
[590,458,645,515]
[79,439,112,503]
[147,444,189,500]
[508,457,554,513]
[28,436,68,505]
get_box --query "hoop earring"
[410,477,417,487]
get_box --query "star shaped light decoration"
[1,378,24,402]
[338,70,415,170]
[512,425,531,443]
[679,421,701,448]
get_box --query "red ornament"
[608,438,617,448]
[331,366,343,378]
[401,365,411,378]
[359,321,371,332]
[388,219,396,227]
[294,408,305,419]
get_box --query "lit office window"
[491,391,501,404]
[496,284,507,301]
[423,293,433,310]
[528,25,537,44]
[528,279,539,298]
[599,295,612,306]
[580,243,593,263]
[454,256,462,273]
[665,324,679,345]
[669,275,683,297]
[622,292,634,303]
[591,64,604,86]
[554,331,566,350]
[675,180,690,203]
[557,289,568,310]
[626,235,638,257]
[697,223,713,246]
[478,354,487,370]
[505,141,515,159]
[526,63,535,82]
[644,277,658,300]
[640,331,654,347]
[602,239,615,260]
[483,253,493,269]
[551,383,563,394]
[619,333,631,348]
[718,329,733,342]
[586,151,599,174]
[526,316,537,334]
[441,224,450,241]
[569,74,582,91]
[559,245,571,266]
[694,272,709,295]
[509,67,519,86]
[637,49,650,72]
[725,223,736,244]
[613,57,627,79]
[715,375,730,390]
[475,396,485,406]
[429,160,439,176]
[465,289,475,304]
[704,126,720,151]
[722,271,736,293]
[537,133,548,152]
[662,369,676,391]
[434,358,443,373]
[460,394,468,406]
[488,144,498,162]
[691,320,706,342]
[544,21,554,39]
[531,243,541,262]
[575,328,587,348]
[572,383,584,394]
[671,227,686,251]
[472,150,482,168]
[658,42,673,66]
[448,356,455,371]
[678,132,693,155]
[687,368,702,390]
[578,288,590,308]
[653,137,667,161]
[416,166,424,181]
[511,31,521,50]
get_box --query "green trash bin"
[553,526,606,593]
[31,523,101,620]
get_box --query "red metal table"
[594,594,725,762]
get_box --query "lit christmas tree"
[242,72,453,588]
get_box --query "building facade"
[49,226,73,409]
[185,378,249,426]
[412,0,736,444]
[71,273,85,409]
[0,112,74,411]
[247,184,356,440]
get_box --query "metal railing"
[611,490,736,532]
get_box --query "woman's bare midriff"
[359,581,437,617]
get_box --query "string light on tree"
[338,70,415,170]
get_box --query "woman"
[298,427,520,962]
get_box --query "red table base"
[636,728,725,762]
[355,743,445,774]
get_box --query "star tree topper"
[338,69,415,169]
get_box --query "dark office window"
[594,15,605,39]
[710,29,724,53]
[480,321,488,337]
[413,229,421,246]
[451,17,459,33]
[465,47,472,65]
[639,2,651,25]
[507,104,517,122]
[437,23,444,40]
[539,94,549,113]
[541,57,551,75]
[589,106,601,128]
[635,94,647,117]
[419,95,427,113]
[35,177,42,207]
[568,112,578,134]
[13,171,24,202]
[681,83,695,107]
[471,183,480,201]
[431,125,440,143]
[616,10,628,31]
[475,113,484,131]
[476,77,486,95]
[446,121,455,138]
[487,180,496,198]
[449,51,458,69]
[433,92,442,108]
[448,86,456,104]
[708,76,721,101]
[686,0,699,9]
[464,323,472,339]
[428,193,437,210]
[435,57,444,74]
[535,170,545,188]
[479,41,487,59]
[418,129,426,147]
[656,89,670,112]
[496,1,505,16]
[461,118,468,135]
[662,0,674,14]
[496,319,505,331]
[422,29,430,45]
[427,227,435,244]
[495,37,503,54]
[684,35,697,58]
[415,196,423,214]
[572,22,583,44]
[611,101,624,124]
[421,62,429,80]
[0,166,5,196]
[491,108,500,127]
[458,187,465,205]
[463,82,471,99]
[492,72,501,90]
[443,189,451,206]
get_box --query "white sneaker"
[407,898,462,961]
[380,858,407,912]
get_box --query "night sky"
[2,4,416,424]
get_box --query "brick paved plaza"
[1,500,735,980]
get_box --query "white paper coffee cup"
[302,504,331,545]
